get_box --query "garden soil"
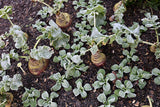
[0,0,160,107]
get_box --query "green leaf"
[132,55,139,62]
[116,80,124,89]
[108,94,118,104]
[124,80,133,89]
[71,55,82,64]
[84,83,92,91]
[152,68,160,76]
[127,92,136,98]
[97,93,106,103]
[92,81,101,89]
[81,90,87,98]
[138,79,147,89]
[119,90,125,98]
[38,99,45,106]
[0,6,12,19]
[97,72,105,80]
[1,53,11,70]
[51,82,61,91]
[42,91,49,99]
[50,102,58,107]
[103,83,111,92]
[154,77,160,85]
[111,64,119,71]
[107,73,116,81]
[90,45,98,55]
[73,88,80,96]
[123,66,131,73]
[49,72,61,80]
[50,92,59,99]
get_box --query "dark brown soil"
[0,0,160,107]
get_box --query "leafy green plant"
[111,59,129,78]
[114,80,136,98]
[152,68,160,85]
[0,6,29,53]
[122,48,139,63]
[141,13,160,59]
[97,93,118,107]
[0,74,23,92]
[38,91,59,107]
[49,72,72,91]
[92,69,115,95]
[129,66,152,89]
[73,78,92,98]
[30,46,54,61]
[22,87,40,107]
[32,0,71,28]
[35,20,70,49]
[53,50,88,78]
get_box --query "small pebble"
[134,101,140,107]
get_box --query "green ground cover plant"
[0,0,160,106]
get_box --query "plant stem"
[147,96,153,107]
[94,12,96,27]
[6,14,14,26]
[19,56,29,60]
[38,1,55,12]
[140,40,154,46]
[155,29,159,44]
[34,39,41,49]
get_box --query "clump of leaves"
[22,87,40,107]
[114,80,136,98]
[38,91,59,107]
[97,93,118,107]
[0,50,19,76]
[92,69,115,95]
[0,74,23,92]
[141,13,160,59]
[0,6,29,53]
[152,68,160,85]
[49,72,72,92]
[30,46,54,61]
[32,0,72,28]
[122,48,139,63]
[53,50,88,78]
[35,20,70,49]
[73,78,92,98]
[111,59,129,78]
[129,66,152,89]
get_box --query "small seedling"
[17,62,26,75]
[38,91,59,107]
[22,87,40,107]
[92,69,115,95]
[97,93,118,107]
[73,78,92,98]
[129,66,152,89]
[114,80,136,98]
[49,72,72,92]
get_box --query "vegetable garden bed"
[0,0,160,107]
